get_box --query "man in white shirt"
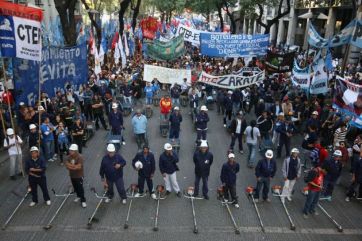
[4,128,23,180]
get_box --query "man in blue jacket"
[276,117,296,158]
[254,150,277,202]
[193,141,213,199]
[109,103,126,145]
[99,144,127,204]
[220,153,240,208]
[346,153,362,201]
[195,106,209,144]
[159,143,181,197]
[322,150,343,200]
[132,145,156,199]
[169,106,183,142]
[25,146,51,207]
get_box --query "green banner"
[146,34,185,61]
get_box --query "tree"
[151,0,186,22]
[119,0,132,35]
[80,0,102,50]
[54,0,77,46]
[256,0,290,34]
[221,0,238,33]
[131,0,142,31]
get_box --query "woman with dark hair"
[244,120,261,168]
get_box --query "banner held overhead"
[198,68,265,89]
[144,64,191,85]
[200,33,269,57]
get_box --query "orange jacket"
[160,98,172,114]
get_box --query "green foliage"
[151,0,187,14]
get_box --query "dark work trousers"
[196,129,207,141]
[346,181,362,198]
[71,177,86,202]
[84,104,93,121]
[223,184,238,204]
[29,175,50,203]
[73,136,83,153]
[323,179,337,197]
[194,175,208,196]
[58,143,68,162]
[94,112,107,130]
[138,175,153,193]
[169,128,180,139]
[277,137,291,158]
[216,101,225,115]
[254,177,270,200]
[230,133,243,151]
[135,133,147,150]
[106,178,127,200]
[111,128,125,142]
[223,110,232,125]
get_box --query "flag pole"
[1,58,24,177]
[38,62,42,151]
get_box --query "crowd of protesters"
[0,45,361,215]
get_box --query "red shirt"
[160,98,172,114]
[308,167,324,192]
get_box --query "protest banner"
[176,24,205,45]
[197,68,265,89]
[309,58,329,95]
[308,20,362,48]
[265,50,295,73]
[0,1,43,61]
[13,43,88,105]
[144,64,191,85]
[200,33,269,57]
[291,60,311,90]
[334,76,362,127]
[145,34,185,61]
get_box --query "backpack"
[304,168,317,183]
[309,148,320,167]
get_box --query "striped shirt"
[334,128,347,146]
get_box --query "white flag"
[124,34,130,57]
[114,42,120,64]
[118,34,126,68]
[99,45,105,64]
[94,41,101,75]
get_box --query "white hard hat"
[227,90,233,95]
[107,144,116,152]
[6,128,14,136]
[228,153,235,159]
[278,112,285,116]
[19,102,25,106]
[312,111,319,115]
[112,103,118,109]
[69,144,79,151]
[29,124,37,130]
[333,150,342,157]
[200,105,208,111]
[200,140,208,148]
[30,146,39,152]
[265,150,274,158]
[291,148,300,154]
[164,143,173,151]
[135,161,143,169]
[38,106,44,111]
[174,106,180,111]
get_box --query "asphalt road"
[0,100,362,241]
